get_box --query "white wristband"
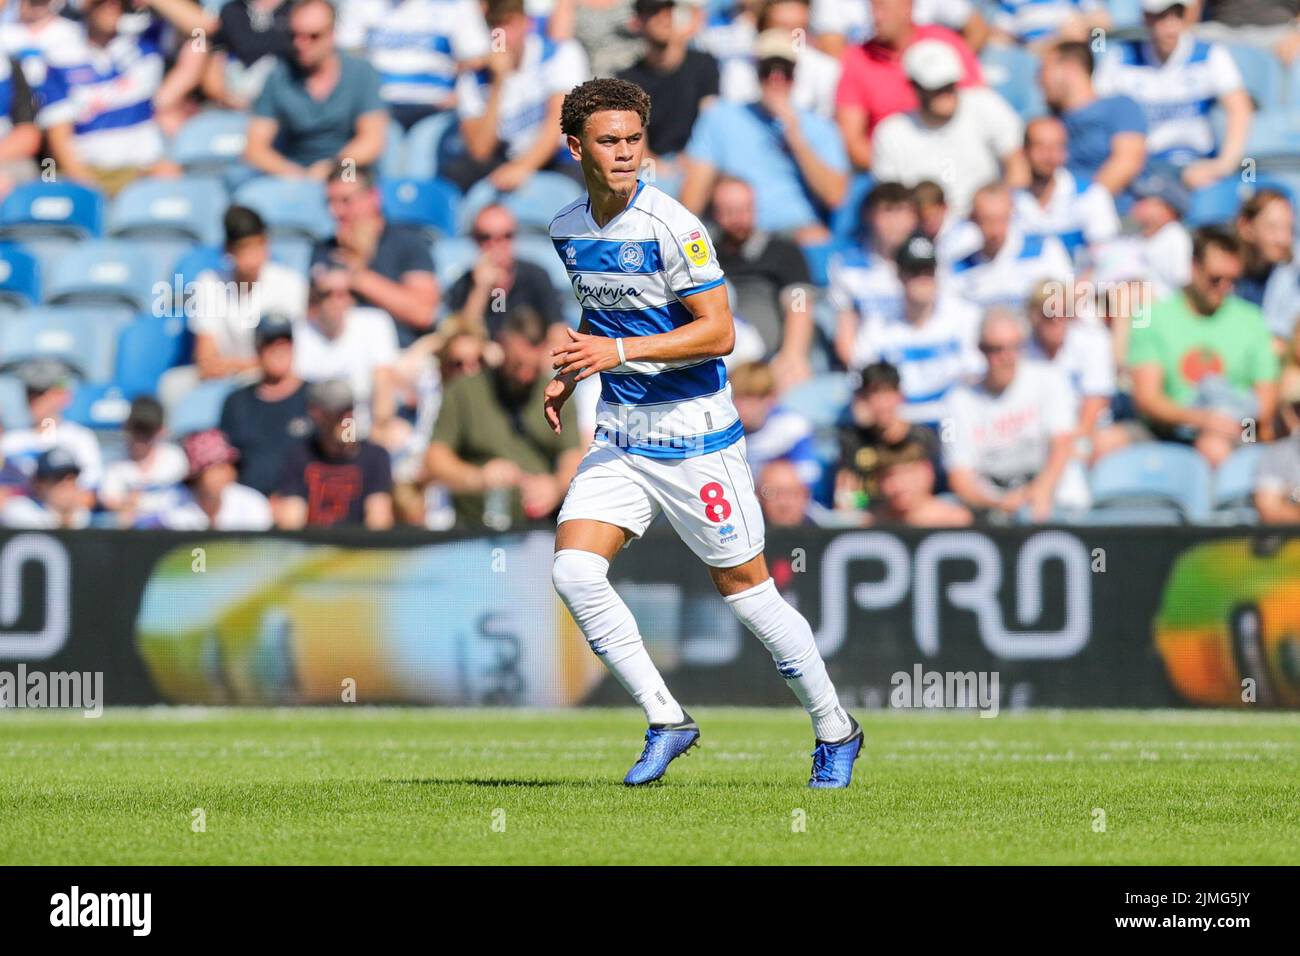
[615,337,626,365]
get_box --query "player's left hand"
[543,375,574,433]
[551,327,622,381]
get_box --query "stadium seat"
[0,308,121,383]
[830,173,873,247]
[775,372,853,429]
[515,233,570,293]
[381,177,459,238]
[108,176,228,248]
[170,110,250,171]
[44,240,157,313]
[433,235,478,291]
[978,43,1046,120]
[1211,442,1264,522]
[0,374,31,429]
[1107,0,1143,29]
[114,315,192,399]
[379,117,406,181]
[459,171,584,235]
[1226,45,1286,112]
[1243,109,1300,164]
[1186,175,1244,227]
[402,111,459,180]
[0,243,40,308]
[800,242,842,288]
[233,177,333,241]
[167,376,237,436]
[64,382,132,430]
[0,180,104,240]
[1087,442,1212,523]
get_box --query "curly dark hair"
[560,77,651,139]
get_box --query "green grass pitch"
[2,708,1297,865]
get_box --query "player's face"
[573,110,646,196]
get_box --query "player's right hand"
[543,375,575,433]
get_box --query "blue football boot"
[624,713,700,786]
[807,715,864,789]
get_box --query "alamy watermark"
[0,664,103,717]
[890,665,1000,717]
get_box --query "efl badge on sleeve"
[678,229,711,268]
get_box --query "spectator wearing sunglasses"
[445,204,565,340]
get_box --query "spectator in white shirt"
[1093,0,1252,190]
[99,396,188,524]
[0,357,103,496]
[719,0,842,117]
[189,204,308,380]
[1129,169,1194,299]
[293,263,398,439]
[0,446,90,529]
[870,38,1027,216]
[943,308,1087,521]
[945,182,1074,312]
[156,428,274,530]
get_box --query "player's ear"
[566,133,583,164]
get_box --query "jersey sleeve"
[658,206,724,297]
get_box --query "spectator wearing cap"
[706,176,815,384]
[425,306,582,529]
[0,357,103,496]
[713,0,841,118]
[293,263,398,440]
[988,0,1109,48]
[830,181,918,362]
[244,0,388,179]
[1125,169,1193,299]
[311,163,438,349]
[1039,40,1147,197]
[274,378,394,529]
[866,435,971,526]
[730,360,824,494]
[154,429,273,530]
[617,0,720,178]
[834,0,983,171]
[943,309,1087,521]
[98,396,188,523]
[1235,189,1300,345]
[945,183,1074,314]
[834,360,943,514]
[335,0,489,130]
[680,27,849,244]
[870,39,1026,217]
[1024,279,1129,463]
[0,447,89,528]
[445,204,565,342]
[756,457,814,527]
[843,231,982,426]
[1014,115,1121,266]
[1094,0,1252,190]
[1129,227,1279,466]
[218,313,313,496]
[443,0,589,193]
[190,205,309,381]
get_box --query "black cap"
[35,446,80,480]
[254,312,295,348]
[895,232,937,274]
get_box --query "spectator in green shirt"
[1130,226,1280,466]
[425,307,583,529]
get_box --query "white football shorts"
[556,434,766,568]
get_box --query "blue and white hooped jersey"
[550,180,738,459]
[1094,35,1243,166]
[944,227,1074,312]
[992,0,1100,43]
[337,0,489,110]
[36,19,165,168]
[0,15,84,111]
[1013,168,1120,265]
[827,246,903,324]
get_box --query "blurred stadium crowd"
[0,0,1298,530]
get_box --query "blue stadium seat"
[108,176,228,248]
[402,111,459,180]
[459,171,585,235]
[1186,175,1244,227]
[168,376,237,435]
[0,308,121,383]
[379,118,406,181]
[0,181,104,240]
[114,315,192,399]
[381,177,459,237]
[1107,0,1143,29]
[1243,109,1300,163]
[0,243,40,308]
[170,110,250,171]
[1087,442,1212,523]
[830,173,873,247]
[433,235,478,291]
[801,241,843,288]
[1212,442,1264,520]
[64,382,132,430]
[44,240,157,313]
[233,177,333,241]
[775,372,853,429]
[0,374,31,429]
[1226,45,1285,112]
[979,43,1046,120]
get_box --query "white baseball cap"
[902,39,963,91]
[1140,0,1186,14]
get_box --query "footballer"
[543,77,863,788]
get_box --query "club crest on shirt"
[617,241,645,273]
[678,229,710,268]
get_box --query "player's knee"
[551,549,610,609]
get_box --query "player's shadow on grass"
[383,777,604,788]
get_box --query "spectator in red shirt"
[835,0,983,170]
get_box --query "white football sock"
[552,549,685,726]
[724,578,853,742]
